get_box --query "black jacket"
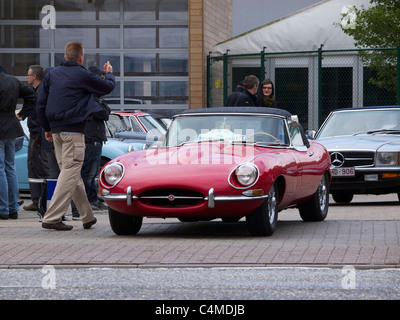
[0,72,36,139]
[27,83,43,144]
[37,61,115,132]
[85,98,111,143]
[233,89,258,107]
[226,87,244,106]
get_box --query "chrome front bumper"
[99,187,268,208]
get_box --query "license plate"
[331,167,355,177]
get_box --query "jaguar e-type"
[99,107,332,236]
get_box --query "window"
[0,0,189,110]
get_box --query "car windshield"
[317,109,400,138]
[165,114,289,147]
[106,114,131,137]
[137,115,166,135]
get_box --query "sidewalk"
[0,195,399,268]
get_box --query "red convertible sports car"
[99,107,332,236]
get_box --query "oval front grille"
[139,188,204,207]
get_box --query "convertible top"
[177,107,292,118]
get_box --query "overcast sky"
[233,0,322,36]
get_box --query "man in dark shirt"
[233,75,259,106]
[37,41,115,231]
[22,65,50,213]
[0,70,36,219]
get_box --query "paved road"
[0,194,399,267]
[1,267,399,300]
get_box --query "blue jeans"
[81,142,102,203]
[0,139,20,216]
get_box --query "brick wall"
[188,0,232,109]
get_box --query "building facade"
[0,0,232,110]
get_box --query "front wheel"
[298,173,329,221]
[332,192,353,204]
[108,207,143,235]
[246,182,279,236]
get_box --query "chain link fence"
[207,47,400,130]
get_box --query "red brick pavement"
[0,207,399,267]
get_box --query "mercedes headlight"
[376,152,400,166]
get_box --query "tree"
[339,0,400,93]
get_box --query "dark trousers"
[27,138,50,204]
[81,142,103,203]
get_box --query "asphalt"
[0,194,399,268]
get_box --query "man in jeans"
[0,70,36,220]
[37,41,115,231]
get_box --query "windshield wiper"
[253,141,289,147]
[231,140,255,145]
[366,129,400,135]
[175,139,225,147]
[231,140,288,147]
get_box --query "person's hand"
[45,131,53,142]
[16,114,23,121]
[104,61,113,74]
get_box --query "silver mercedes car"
[311,106,400,203]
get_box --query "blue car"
[15,134,30,191]
[15,119,144,191]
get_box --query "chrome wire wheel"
[318,175,328,212]
[267,184,277,225]
[246,182,279,236]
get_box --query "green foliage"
[339,0,400,92]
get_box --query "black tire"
[299,173,329,222]
[178,218,199,222]
[108,207,142,235]
[332,192,353,204]
[246,182,279,236]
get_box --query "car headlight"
[376,152,400,166]
[102,163,125,187]
[235,163,259,187]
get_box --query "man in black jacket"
[37,41,115,231]
[22,65,50,213]
[0,70,36,219]
[233,75,259,107]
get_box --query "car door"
[288,122,322,199]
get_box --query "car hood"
[145,143,258,165]
[316,135,400,152]
[106,143,274,193]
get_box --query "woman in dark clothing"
[257,79,277,108]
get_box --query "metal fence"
[207,47,400,130]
